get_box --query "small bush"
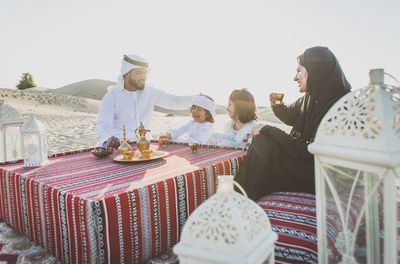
[16,73,37,90]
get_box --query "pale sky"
[1,0,399,106]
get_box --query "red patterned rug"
[0,219,59,263]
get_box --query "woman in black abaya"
[236,46,351,201]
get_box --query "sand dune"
[56,79,116,100]
[24,86,52,92]
[0,88,99,114]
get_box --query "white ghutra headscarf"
[108,54,149,91]
[192,96,216,119]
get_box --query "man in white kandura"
[96,54,193,148]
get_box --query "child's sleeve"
[169,121,192,140]
[186,123,214,144]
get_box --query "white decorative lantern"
[174,175,278,264]
[308,69,399,263]
[0,100,24,162]
[21,114,48,167]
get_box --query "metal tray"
[113,151,169,163]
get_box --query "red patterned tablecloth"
[0,142,246,263]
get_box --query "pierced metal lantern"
[0,100,23,162]
[21,114,48,167]
[174,175,278,264]
[308,69,399,263]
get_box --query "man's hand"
[106,136,121,149]
[251,124,264,137]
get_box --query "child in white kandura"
[160,95,216,144]
[207,88,258,148]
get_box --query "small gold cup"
[272,93,284,105]
[189,143,200,154]
[142,149,154,159]
[159,137,169,147]
[122,150,135,160]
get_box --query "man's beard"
[129,79,145,90]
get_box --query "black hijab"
[293,46,351,142]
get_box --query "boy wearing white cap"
[160,95,215,144]
[96,54,194,148]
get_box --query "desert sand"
[1,80,289,156]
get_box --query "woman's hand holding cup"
[269,93,284,106]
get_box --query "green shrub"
[16,73,37,90]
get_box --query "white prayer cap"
[192,96,216,120]
[114,54,149,88]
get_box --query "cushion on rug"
[257,192,318,264]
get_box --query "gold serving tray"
[113,151,169,163]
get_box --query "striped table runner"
[0,142,246,263]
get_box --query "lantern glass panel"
[24,134,40,162]
[5,125,22,161]
[320,162,386,264]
